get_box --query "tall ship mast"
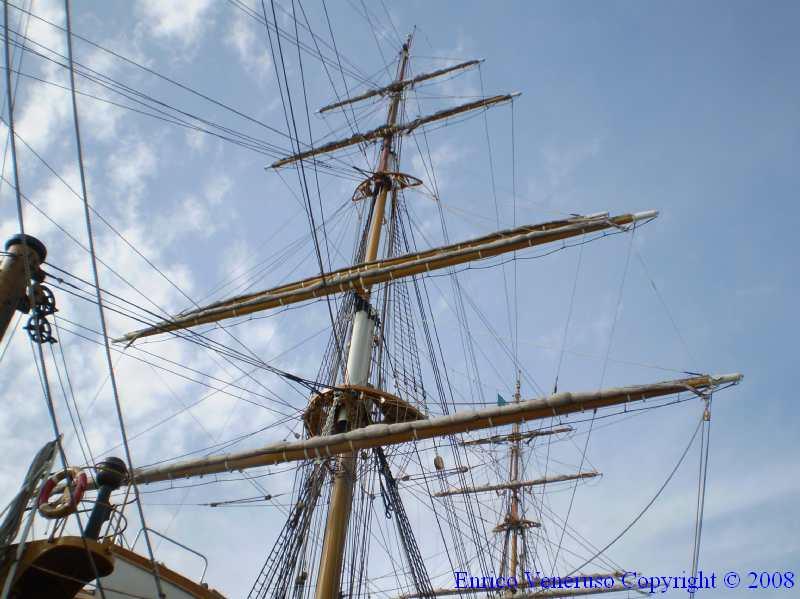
[0,4,743,599]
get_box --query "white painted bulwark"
[98,547,225,599]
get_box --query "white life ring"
[37,467,87,520]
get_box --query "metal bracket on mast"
[23,282,58,345]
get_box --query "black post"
[85,457,127,540]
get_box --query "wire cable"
[2,3,108,596]
[62,1,164,595]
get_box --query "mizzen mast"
[453,377,590,583]
[508,377,527,581]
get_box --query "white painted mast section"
[346,312,373,385]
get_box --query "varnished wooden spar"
[117,374,741,487]
[433,471,599,498]
[319,59,483,113]
[461,425,574,445]
[116,211,657,343]
[513,585,645,598]
[271,92,519,168]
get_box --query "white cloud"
[410,141,468,195]
[185,128,207,152]
[225,5,273,81]
[135,0,214,46]
[540,137,602,191]
[107,139,158,191]
[179,195,217,235]
[78,47,127,141]
[14,0,70,152]
[216,237,251,286]
[154,174,235,246]
[204,174,232,205]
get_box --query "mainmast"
[315,35,412,599]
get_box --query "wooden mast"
[508,376,523,580]
[314,35,412,599]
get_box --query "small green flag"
[497,394,507,406]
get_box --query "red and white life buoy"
[37,467,87,519]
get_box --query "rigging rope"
[689,397,712,599]
[290,0,346,364]
[62,1,164,596]
[478,63,515,368]
[1,3,108,597]
[5,0,327,146]
[375,447,435,598]
[564,412,707,579]
[553,238,584,394]
[553,222,637,569]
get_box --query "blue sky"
[0,1,797,597]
